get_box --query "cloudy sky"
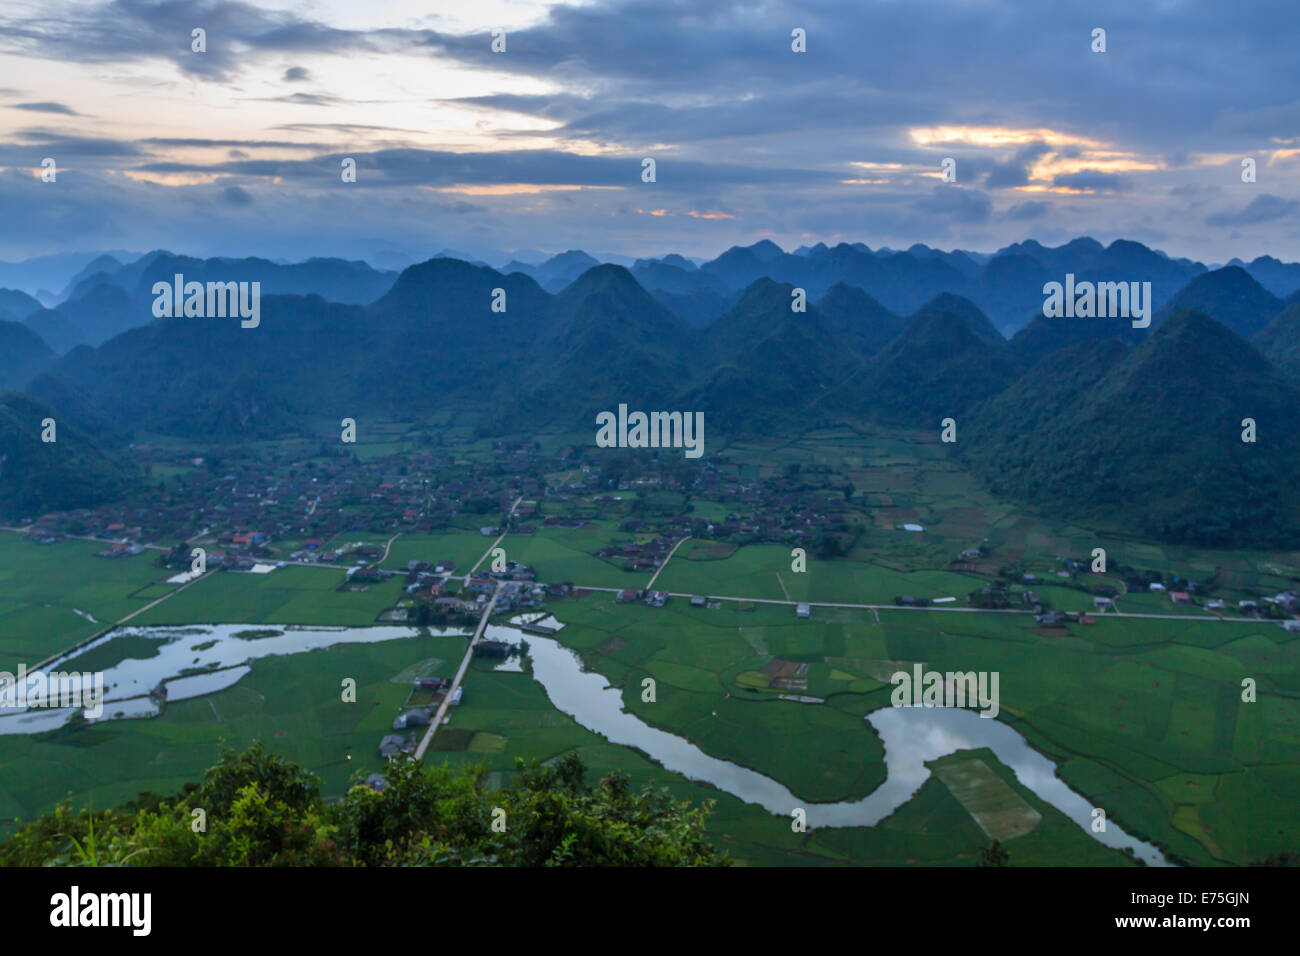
[2,0,1298,265]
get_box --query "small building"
[1036,611,1067,626]
[615,589,639,603]
[1094,597,1113,608]
[392,709,431,730]
[1171,592,1192,604]
[378,734,406,758]
[1149,582,1167,592]
[1282,620,1300,633]
[796,603,811,619]
[645,590,668,607]
[690,595,707,608]
[364,773,387,792]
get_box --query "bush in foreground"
[0,742,728,867]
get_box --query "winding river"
[493,618,1170,866]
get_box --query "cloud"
[912,186,992,223]
[1052,171,1131,192]
[1006,200,1049,220]
[283,66,311,82]
[10,101,79,115]
[220,185,253,206]
[1206,193,1300,227]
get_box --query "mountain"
[0,288,42,322]
[648,286,738,326]
[1253,303,1300,380]
[854,310,1014,426]
[0,322,55,390]
[1152,266,1282,338]
[521,265,698,422]
[686,279,865,431]
[994,237,1106,275]
[0,391,133,520]
[25,282,140,352]
[965,253,1052,334]
[1235,255,1300,298]
[815,282,908,355]
[1007,305,1147,366]
[1077,239,1206,311]
[909,293,1003,342]
[59,254,124,298]
[21,309,85,356]
[967,311,1300,547]
[0,251,140,297]
[124,254,398,306]
[531,250,603,292]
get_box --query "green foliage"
[0,390,133,519]
[0,743,728,868]
[966,312,1300,548]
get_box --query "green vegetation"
[0,391,133,521]
[0,742,727,867]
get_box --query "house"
[960,548,982,560]
[615,589,639,603]
[1171,592,1192,604]
[1149,582,1167,592]
[1205,599,1226,610]
[1036,611,1067,626]
[378,734,407,757]
[392,709,431,730]
[364,773,387,792]
[1282,620,1300,633]
[645,590,668,607]
[796,603,811,619]
[690,595,707,608]
[1093,597,1113,609]
[415,677,449,691]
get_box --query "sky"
[1,0,1298,266]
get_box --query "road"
[464,496,524,582]
[644,535,690,591]
[413,580,503,760]
[562,584,1264,623]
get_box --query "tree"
[0,744,728,868]
[976,840,1009,867]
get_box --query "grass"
[0,532,177,670]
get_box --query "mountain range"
[10,243,1300,547]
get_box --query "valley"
[2,423,1295,868]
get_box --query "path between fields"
[465,497,524,581]
[645,535,691,591]
[564,584,1262,623]
[29,567,219,672]
[414,580,503,760]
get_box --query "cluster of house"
[615,588,670,607]
[374,676,464,764]
[95,542,148,558]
